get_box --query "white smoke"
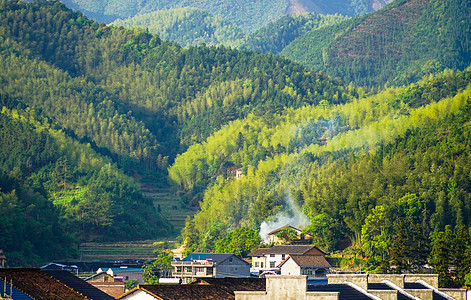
[259,194,310,243]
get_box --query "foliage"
[241,13,347,55]
[275,227,298,243]
[283,0,471,86]
[61,0,388,31]
[143,250,174,283]
[431,225,471,287]
[174,68,471,283]
[125,279,139,290]
[214,227,261,257]
[112,8,244,48]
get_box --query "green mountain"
[0,0,358,265]
[282,0,471,86]
[173,67,471,275]
[240,13,347,54]
[60,0,393,30]
[111,7,244,48]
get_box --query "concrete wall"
[405,274,439,289]
[405,289,433,299]
[439,288,467,300]
[368,289,398,300]
[369,274,405,288]
[235,276,339,300]
[327,274,368,290]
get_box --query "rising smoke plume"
[259,193,310,243]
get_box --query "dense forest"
[175,68,471,286]
[0,0,358,265]
[107,0,471,88]
[111,9,347,50]
[1,0,471,286]
[282,0,471,86]
[59,0,392,29]
[111,7,245,48]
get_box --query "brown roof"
[0,268,89,300]
[119,284,235,300]
[190,277,266,293]
[278,255,331,268]
[248,245,325,257]
[267,225,301,236]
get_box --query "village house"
[278,254,331,280]
[85,271,126,298]
[248,245,329,277]
[171,253,250,283]
[266,225,312,245]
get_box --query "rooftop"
[267,225,301,236]
[0,268,88,300]
[249,245,325,256]
[181,253,249,265]
[279,255,331,268]
[120,284,234,300]
[43,269,114,300]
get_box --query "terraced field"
[78,177,193,261]
[79,240,174,261]
[140,182,195,236]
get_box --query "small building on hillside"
[171,253,250,283]
[249,245,328,276]
[267,225,312,245]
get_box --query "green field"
[79,240,176,261]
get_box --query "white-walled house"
[248,245,328,276]
[278,255,330,279]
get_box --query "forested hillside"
[0,0,359,265]
[282,0,471,86]
[240,13,347,54]
[111,8,244,48]
[174,68,471,285]
[60,0,392,30]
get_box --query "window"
[206,267,213,276]
[270,254,275,257]
[270,261,276,268]
[302,269,312,275]
[261,262,264,268]
[255,262,259,267]
[281,254,285,260]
